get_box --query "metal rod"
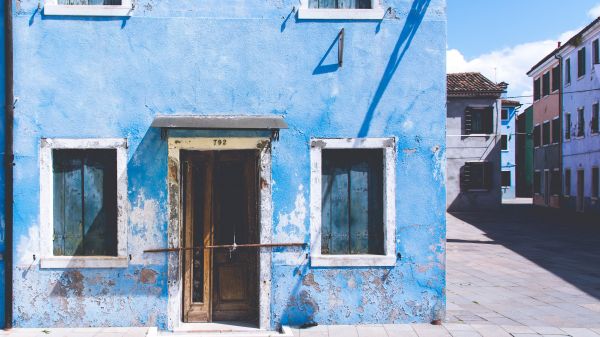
[338,28,344,68]
[144,242,306,253]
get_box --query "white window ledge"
[298,8,385,20]
[40,256,129,269]
[44,4,132,16]
[311,254,396,267]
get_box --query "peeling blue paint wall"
[0,0,6,327]
[12,0,446,329]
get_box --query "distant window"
[593,103,599,134]
[551,170,561,196]
[466,107,494,134]
[565,169,571,197]
[534,78,541,101]
[542,72,550,97]
[578,47,586,78]
[501,135,508,150]
[44,0,131,16]
[577,108,585,137]
[501,109,509,120]
[501,171,511,187]
[542,121,550,145]
[594,39,600,65]
[565,58,572,84]
[308,0,372,8]
[593,167,599,199]
[565,113,571,140]
[461,162,493,191]
[552,118,560,144]
[534,171,541,194]
[551,66,560,92]
[534,125,541,147]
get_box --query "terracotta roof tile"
[447,72,505,98]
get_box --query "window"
[552,118,560,144]
[40,138,128,269]
[501,135,508,151]
[565,58,572,85]
[593,103,599,134]
[542,121,550,145]
[578,108,585,137]
[310,138,395,267]
[501,109,509,121]
[552,66,561,92]
[466,107,494,134]
[534,78,541,101]
[565,169,571,197]
[534,171,541,194]
[565,113,571,140]
[578,47,586,78]
[542,72,550,97]
[501,171,511,187]
[461,162,492,191]
[594,39,600,65]
[593,167,599,199]
[534,124,541,147]
[551,170,561,196]
[299,0,384,19]
[44,0,132,16]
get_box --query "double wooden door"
[181,150,259,324]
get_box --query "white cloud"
[588,4,600,18]
[448,30,580,101]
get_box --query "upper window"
[578,47,587,78]
[534,78,541,101]
[594,39,600,65]
[551,66,560,92]
[577,108,585,137]
[565,113,571,140]
[40,138,128,269]
[44,0,132,16]
[466,107,494,135]
[551,118,560,144]
[534,124,541,148]
[542,121,550,145]
[310,138,396,267]
[592,103,599,134]
[299,0,384,19]
[565,58,572,85]
[501,109,509,121]
[500,135,508,151]
[542,72,550,97]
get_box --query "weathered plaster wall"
[561,34,600,214]
[0,0,6,327]
[446,97,501,211]
[501,106,517,200]
[12,0,446,329]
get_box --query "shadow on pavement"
[450,204,600,300]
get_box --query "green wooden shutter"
[349,162,369,254]
[53,151,84,256]
[465,108,473,134]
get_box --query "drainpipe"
[4,0,13,329]
[555,47,563,209]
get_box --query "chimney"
[558,41,562,49]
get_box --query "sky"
[447,0,600,101]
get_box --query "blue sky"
[447,1,600,99]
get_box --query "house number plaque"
[213,139,227,146]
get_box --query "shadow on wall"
[358,0,431,137]
[449,204,600,301]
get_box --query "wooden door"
[181,150,259,324]
[577,170,584,212]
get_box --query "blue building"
[500,99,521,200]
[9,0,446,331]
[0,0,8,328]
[558,17,600,214]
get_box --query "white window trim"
[44,0,132,16]
[298,0,385,20]
[39,138,129,269]
[309,138,396,267]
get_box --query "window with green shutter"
[309,0,372,8]
[53,149,118,256]
[321,149,384,255]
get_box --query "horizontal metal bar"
[144,242,306,253]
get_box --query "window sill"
[467,189,491,192]
[310,254,396,267]
[44,4,132,16]
[298,8,385,20]
[40,256,128,269]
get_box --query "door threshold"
[150,325,293,336]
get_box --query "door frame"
[166,137,273,331]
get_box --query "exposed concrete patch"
[140,268,158,284]
[16,225,40,267]
[130,191,165,265]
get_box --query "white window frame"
[39,138,129,269]
[44,0,132,16]
[298,0,385,20]
[309,138,396,267]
